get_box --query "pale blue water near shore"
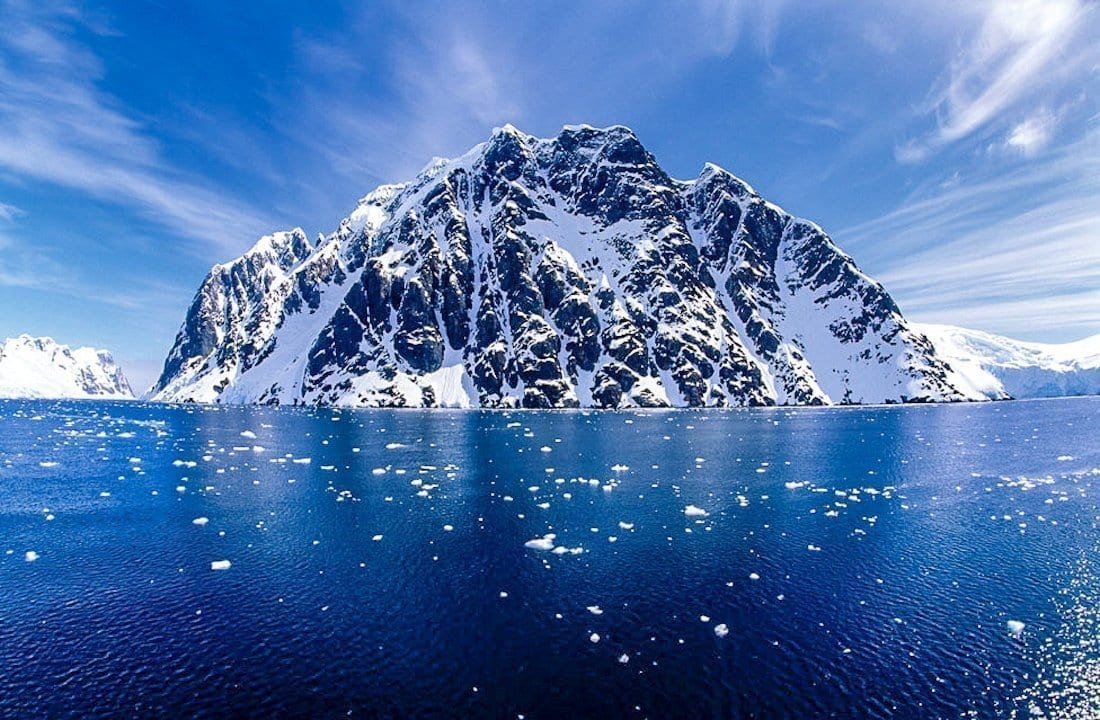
[0,398,1097,718]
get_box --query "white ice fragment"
[589,633,601,643]
[611,464,629,472]
[749,572,760,581]
[385,442,406,449]
[210,560,232,571]
[684,505,709,518]
[39,461,59,468]
[714,623,729,638]
[618,653,630,664]
[524,534,556,551]
[192,517,209,526]
[1007,620,1025,638]
[372,534,383,542]
[443,524,454,532]
[587,605,603,615]
[618,521,634,530]
[240,430,257,439]
[24,550,39,562]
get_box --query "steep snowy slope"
[152,124,980,408]
[917,323,1100,399]
[0,335,133,399]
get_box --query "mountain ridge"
[150,124,981,408]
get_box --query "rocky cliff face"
[151,124,977,408]
[0,335,133,399]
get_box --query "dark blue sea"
[0,398,1097,719]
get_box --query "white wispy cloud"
[839,127,1100,339]
[0,0,275,255]
[898,0,1096,162]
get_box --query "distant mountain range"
[0,335,133,399]
[916,324,1100,400]
[143,124,1096,408]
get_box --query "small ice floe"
[524,534,556,551]
[589,633,601,643]
[372,534,383,542]
[618,521,634,531]
[540,446,552,453]
[684,505,709,518]
[292,457,311,464]
[587,605,603,615]
[784,481,806,490]
[38,461,59,468]
[807,544,822,552]
[618,653,630,664]
[700,615,710,622]
[240,430,257,439]
[210,560,232,571]
[749,572,760,581]
[611,464,629,472]
[24,550,39,562]
[1056,455,1073,462]
[1007,620,1026,639]
[443,524,454,532]
[372,467,386,476]
[714,623,729,638]
[385,442,406,450]
[192,517,210,526]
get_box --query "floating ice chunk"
[749,572,760,580]
[540,446,552,453]
[714,623,729,638]
[618,653,630,664]
[525,534,556,551]
[39,461,59,468]
[611,464,629,472]
[192,517,210,526]
[210,560,231,571]
[443,524,454,532]
[372,534,383,542]
[684,505,709,518]
[784,481,806,490]
[240,431,257,439]
[385,442,406,449]
[807,544,822,552]
[700,615,710,622]
[587,605,603,615]
[618,521,634,530]
[24,550,39,562]
[589,633,601,643]
[1056,455,1073,461]
[372,467,386,475]
[1007,620,1025,638]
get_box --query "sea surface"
[0,398,1097,719]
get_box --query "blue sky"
[1,0,1097,392]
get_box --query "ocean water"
[0,398,1097,719]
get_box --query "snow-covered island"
[0,335,133,399]
[142,125,1098,408]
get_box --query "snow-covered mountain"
[916,324,1100,400]
[0,335,134,399]
[151,124,981,408]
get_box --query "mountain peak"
[152,125,978,408]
